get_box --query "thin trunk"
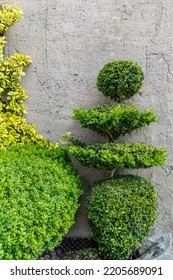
[110,168,117,178]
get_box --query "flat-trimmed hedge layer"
[73,103,157,140]
[68,141,167,170]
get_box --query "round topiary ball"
[97,60,144,102]
[0,143,82,260]
[87,175,157,260]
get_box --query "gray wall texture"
[4,0,173,237]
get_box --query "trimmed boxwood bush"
[73,103,157,141]
[87,175,158,259]
[0,143,82,260]
[97,60,144,102]
[69,141,167,170]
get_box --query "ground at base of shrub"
[40,248,102,260]
[40,247,140,260]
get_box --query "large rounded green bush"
[0,143,82,260]
[87,175,157,259]
[97,60,144,102]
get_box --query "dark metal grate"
[56,237,98,253]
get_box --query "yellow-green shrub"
[0,3,22,34]
[0,112,46,149]
[0,4,47,149]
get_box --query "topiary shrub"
[69,59,167,259]
[0,4,47,149]
[97,60,144,102]
[73,103,157,141]
[0,143,82,260]
[87,175,157,260]
[69,141,167,171]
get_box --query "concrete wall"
[4,0,173,237]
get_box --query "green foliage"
[0,4,47,149]
[73,103,157,141]
[0,143,82,260]
[87,175,157,259]
[71,58,166,260]
[72,60,167,172]
[0,112,47,149]
[0,37,5,60]
[0,53,31,116]
[97,60,144,102]
[69,141,167,171]
[0,3,22,34]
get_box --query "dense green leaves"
[68,141,167,170]
[87,175,157,259]
[97,60,144,102]
[73,103,157,140]
[0,143,82,260]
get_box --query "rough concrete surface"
[4,0,173,238]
